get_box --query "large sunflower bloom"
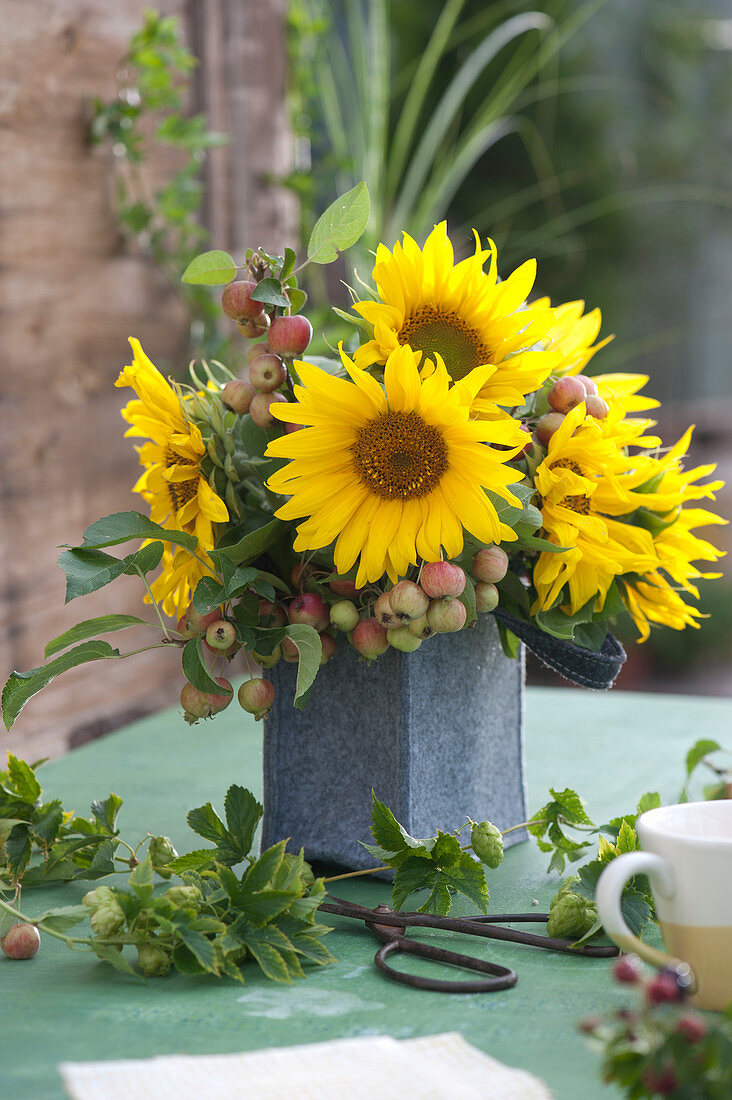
[351,222,559,417]
[617,431,726,640]
[265,345,527,587]
[536,298,613,377]
[532,403,658,615]
[115,338,228,618]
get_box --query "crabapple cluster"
[221,278,312,430]
[536,374,609,447]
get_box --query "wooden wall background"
[0,0,296,762]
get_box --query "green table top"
[1,686,730,1100]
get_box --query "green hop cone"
[164,885,202,908]
[148,835,178,879]
[137,941,171,978]
[81,886,116,910]
[90,900,125,938]
[470,821,504,869]
[546,891,597,940]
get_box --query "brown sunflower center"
[398,305,490,381]
[165,448,198,512]
[552,458,591,514]
[352,411,448,500]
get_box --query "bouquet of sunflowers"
[2,184,726,730]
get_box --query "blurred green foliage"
[89,10,231,363]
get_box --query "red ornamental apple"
[249,354,287,393]
[386,625,422,652]
[258,599,287,627]
[205,620,236,651]
[374,591,397,627]
[475,582,499,613]
[329,600,360,632]
[1,923,41,959]
[388,580,430,621]
[205,677,233,715]
[548,376,586,414]
[288,593,330,632]
[222,378,257,415]
[236,314,270,339]
[268,315,313,357]
[426,597,467,634]
[249,390,287,428]
[247,341,271,365]
[237,678,275,720]
[351,617,389,661]
[575,373,598,396]
[319,633,338,664]
[221,280,263,322]
[177,606,221,638]
[329,576,360,599]
[472,546,509,584]
[420,561,465,599]
[536,412,565,447]
[280,637,300,663]
[585,394,609,420]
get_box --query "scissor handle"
[372,929,517,993]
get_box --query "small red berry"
[249,354,287,393]
[613,954,644,984]
[548,376,587,414]
[536,412,565,446]
[585,394,609,419]
[472,546,509,584]
[205,620,236,651]
[237,677,275,720]
[221,378,257,415]
[288,593,330,632]
[575,373,599,396]
[426,597,467,634]
[351,617,389,661]
[676,1013,707,1044]
[642,1065,678,1096]
[388,579,430,620]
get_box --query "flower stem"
[323,866,388,883]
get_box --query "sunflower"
[264,345,527,587]
[617,431,727,640]
[115,338,228,618]
[536,298,613,377]
[531,403,658,615]
[351,222,559,417]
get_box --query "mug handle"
[595,852,678,969]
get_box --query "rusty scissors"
[319,894,618,993]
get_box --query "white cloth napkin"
[60,1031,553,1099]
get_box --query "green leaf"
[57,549,127,601]
[181,637,230,696]
[191,576,226,615]
[91,792,123,833]
[440,852,490,913]
[686,739,722,778]
[250,278,290,308]
[91,943,139,977]
[187,801,227,846]
[615,820,638,855]
[129,855,154,898]
[224,786,262,858]
[45,615,151,658]
[620,888,652,938]
[369,793,409,852]
[36,905,89,935]
[284,625,322,705]
[210,519,284,568]
[392,858,450,915]
[457,575,477,627]
[176,926,218,973]
[287,287,307,312]
[32,800,64,844]
[307,182,370,264]
[3,641,119,729]
[244,840,286,893]
[6,755,41,802]
[5,824,32,878]
[80,512,197,552]
[167,850,217,874]
[281,247,296,280]
[636,791,661,815]
[181,249,237,285]
[240,932,291,983]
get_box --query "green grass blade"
[390,12,551,232]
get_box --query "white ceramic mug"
[595,800,732,1011]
